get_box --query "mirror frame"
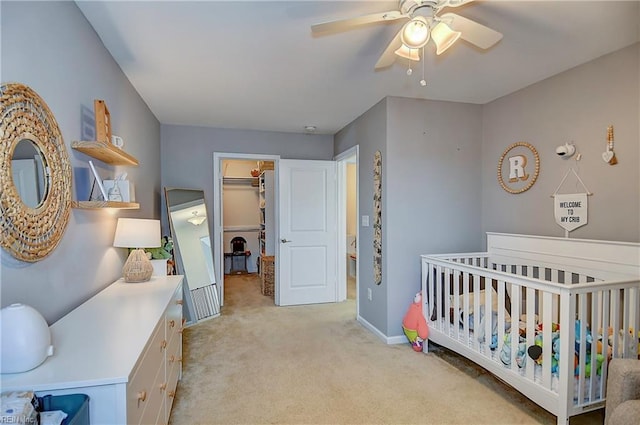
[0,82,72,262]
[164,187,220,325]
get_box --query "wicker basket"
[261,256,275,297]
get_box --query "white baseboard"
[356,315,409,345]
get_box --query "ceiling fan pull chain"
[420,46,427,86]
[407,57,413,76]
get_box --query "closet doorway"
[213,153,280,307]
[213,150,359,314]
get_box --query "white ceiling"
[76,1,639,135]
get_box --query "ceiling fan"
[311,0,503,70]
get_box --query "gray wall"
[335,99,388,333]
[160,124,334,236]
[335,97,483,336]
[386,97,483,337]
[482,43,640,243]
[1,1,162,324]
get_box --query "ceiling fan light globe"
[400,17,430,49]
[394,45,421,61]
[432,22,462,55]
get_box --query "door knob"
[281,238,292,243]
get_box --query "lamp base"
[123,249,153,283]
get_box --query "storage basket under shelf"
[261,256,275,298]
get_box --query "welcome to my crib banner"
[552,168,592,233]
[554,193,588,232]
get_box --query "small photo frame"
[88,160,108,201]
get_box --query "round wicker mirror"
[1,82,72,262]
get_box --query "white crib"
[421,233,640,425]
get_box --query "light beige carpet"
[169,274,603,425]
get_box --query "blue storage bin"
[38,394,90,425]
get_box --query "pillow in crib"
[452,288,511,322]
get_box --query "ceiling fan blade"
[440,12,502,49]
[441,0,475,8]
[374,30,403,70]
[312,10,406,34]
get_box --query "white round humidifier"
[1,303,54,373]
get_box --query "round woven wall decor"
[0,82,72,262]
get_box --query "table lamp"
[113,218,161,282]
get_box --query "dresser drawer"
[127,319,166,425]
[166,285,183,343]
[165,350,181,420]
[138,364,165,425]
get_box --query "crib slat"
[462,271,470,347]
[497,280,506,360]
[510,284,521,371]
[483,284,493,357]
[576,295,588,405]
[471,274,480,351]
[453,269,461,341]
[525,287,536,381]
[601,290,611,393]
[541,291,553,389]
[611,289,621,358]
[588,291,601,403]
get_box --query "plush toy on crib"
[402,292,429,352]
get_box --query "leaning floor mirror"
[165,187,220,324]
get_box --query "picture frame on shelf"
[88,160,108,201]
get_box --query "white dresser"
[1,275,184,425]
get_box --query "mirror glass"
[11,139,48,208]
[165,187,220,324]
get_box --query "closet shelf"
[72,200,140,209]
[72,140,139,166]
[223,176,259,187]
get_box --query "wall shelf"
[71,200,139,209]
[72,140,139,166]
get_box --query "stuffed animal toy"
[501,332,528,368]
[527,331,561,374]
[402,292,429,352]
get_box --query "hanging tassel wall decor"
[602,125,618,165]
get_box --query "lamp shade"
[394,45,421,61]
[113,218,161,248]
[431,22,461,55]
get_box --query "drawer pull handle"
[137,390,147,403]
[169,319,175,328]
[159,383,167,391]
[176,299,183,305]
[168,390,176,398]
[169,355,175,362]
[161,339,167,349]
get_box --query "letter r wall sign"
[497,142,540,194]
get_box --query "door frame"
[335,145,359,315]
[212,152,280,306]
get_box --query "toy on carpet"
[403,292,429,352]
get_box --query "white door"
[12,159,40,207]
[278,159,337,306]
